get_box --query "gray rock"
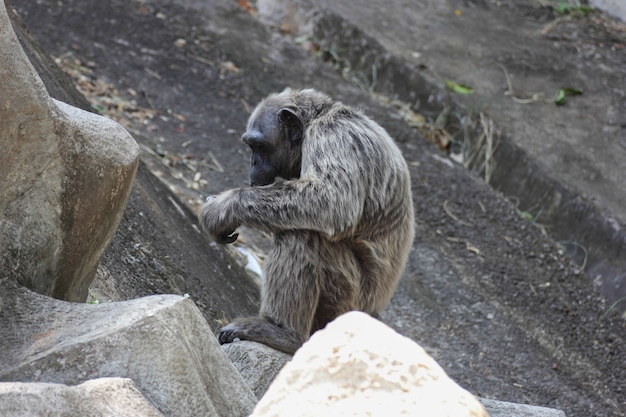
[0,378,165,417]
[480,398,567,417]
[590,0,626,21]
[222,341,292,398]
[0,0,139,302]
[0,279,257,417]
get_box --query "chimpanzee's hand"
[198,192,240,244]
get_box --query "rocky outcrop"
[0,0,139,302]
[0,277,569,417]
[0,5,260,415]
[0,276,570,417]
[0,278,257,417]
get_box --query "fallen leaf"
[553,87,583,106]
[555,3,595,16]
[237,0,257,16]
[220,61,241,74]
[466,243,480,254]
[445,80,474,94]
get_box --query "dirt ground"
[8,0,625,416]
[272,0,626,307]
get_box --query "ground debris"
[54,53,158,127]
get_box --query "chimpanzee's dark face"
[242,105,303,186]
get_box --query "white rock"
[251,311,489,417]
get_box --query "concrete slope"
[255,0,626,310]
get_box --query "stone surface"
[0,278,257,417]
[222,341,292,399]
[480,399,566,417]
[0,0,139,302]
[0,378,165,417]
[590,0,626,21]
[251,311,489,417]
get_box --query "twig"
[207,151,225,173]
[600,297,626,320]
[464,128,485,169]
[443,199,472,227]
[537,15,571,36]
[241,99,251,114]
[479,112,495,184]
[144,67,162,80]
[189,54,214,66]
[560,240,589,270]
[499,65,545,104]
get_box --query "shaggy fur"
[199,88,414,354]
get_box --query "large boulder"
[0,0,139,302]
[0,278,257,417]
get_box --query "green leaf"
[519,211,534,222]
[91,103,105,114]
[577,6,595,16]
[553,89,566,105]
[445,80,474,95]
[562,87,583,95]
[555,3,595,16]
[553,87,583,106]
[555,3,570,14]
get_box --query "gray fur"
[199,88,414,354]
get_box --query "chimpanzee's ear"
[279,108,303,142]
